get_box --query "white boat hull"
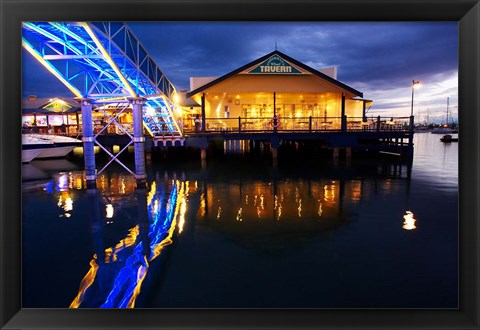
[22,149,44,163]
[36,146,77,159]
[22,134,82,160]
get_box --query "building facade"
[186,50,372,133]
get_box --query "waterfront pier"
[22,22,414,184]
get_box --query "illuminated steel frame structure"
[22,22,183,179]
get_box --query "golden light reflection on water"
[126,256,149,308]
[350,180,362,202]
[64,197,73,211]
[103,225,140,264]
[75,178,83,190]
[323,182,336,205]
[69,257,99,308]
[50,173,368,227]
[297,199,302,218]
[205,180,345,222]
[105,204,114,221]
[57,191,73,218]
[236,207,243,222]
[199,193,206,217]
[177,196,187,234]
[403,211,417,230]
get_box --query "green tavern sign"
[248,54,302,74]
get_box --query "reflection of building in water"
[46,171,139,220]
[199,178,378,221]
[192,172,409,252]
[195,178,372,252]
[202,180,344,222]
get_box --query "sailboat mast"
[446,97,449,126]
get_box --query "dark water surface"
[22,133,458,308]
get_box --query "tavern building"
[186,50,373,133]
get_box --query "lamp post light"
[411,80,421,117]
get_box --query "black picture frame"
[1,0,479,329]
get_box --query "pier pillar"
[273,92,278,134]
[333,147,340,160]
[201,148,207,161]
[271,147,278,158]
[346,147,352,162]
[131,97,147,187]
[77,98,96,189]
[341,93,346,132]
[362,100,367,121]
[201,93,206,133]
[271,147,278,167]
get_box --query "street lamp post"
[411,80,421,117]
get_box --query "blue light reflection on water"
[81,182,181,308]
[22,133,458,308]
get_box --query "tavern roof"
[187,50,363,98]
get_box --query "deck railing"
[183,116,414,134]
[24,116,413,137]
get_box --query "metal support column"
[333,147,340,160]
[201,93,206,133]
[77,98,96,189]
[362,100,367,121]
[132,97,147,187]
[271,146,278,164]
[341,93,346,132]
[346,147,352,162]
[273,92,277,133]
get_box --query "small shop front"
[22,98,135,136]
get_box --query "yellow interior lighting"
[159,95,183,136]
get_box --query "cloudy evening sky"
[22,22,458,123]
